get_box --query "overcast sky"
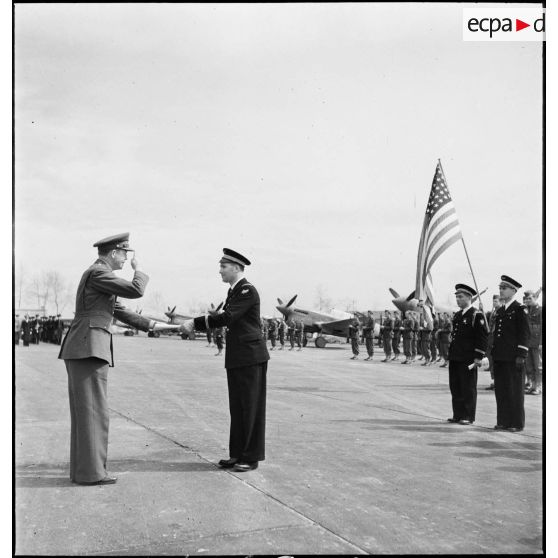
[14,3,543,318]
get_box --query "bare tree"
[314,285,332,312]
[29,273,50,311]
[16,264,26,309]
[47,271,73,315]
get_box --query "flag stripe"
[422,221,462,276]
[415,162,462,306]
[425,233,462,278]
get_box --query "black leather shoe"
[447,418,459,423]
[232,461,259,472]
[76,476,117,485]
[506,427,523,432]
[218,458,239,468]
[494,425,506,430]
[459,419,473,425]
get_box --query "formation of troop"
[14,313,66,346]
[347,306,453,366]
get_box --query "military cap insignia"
[241,288,249,294]
[480,319,485,325]
[524,308,528,314]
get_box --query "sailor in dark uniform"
[447,284,488,425]
[182,249,270,472]
[491,275,530,432]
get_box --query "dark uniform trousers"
[227,362,267,461]
[449,362,478,421]
[448,306,487,422]
[493,361,525,429]
[365,336,374,357]
[491,300,530,429]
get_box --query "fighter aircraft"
[164,303,224,340]
[275,295,380,348]
[389,287,487,316]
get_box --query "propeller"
[286,295,297,307]
[389,288,400,299]
[406,291,416,302]
[276,295,297,317]
[164,305,177,319]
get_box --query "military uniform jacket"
[448,306,488,362]
[526,305,542,348]
[348,324,360,339]
[362,317,375,338]
[59,258,151,366]
[491,300,530,361]
[402,318,414,339]
[194,278,270,369]
[381,318,393,337]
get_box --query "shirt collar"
[462,303,472,314]
[229,276,245,291]
[504,298,515,310]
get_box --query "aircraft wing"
[318,317,353,337]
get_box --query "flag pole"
[437,159,489,331]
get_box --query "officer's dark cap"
[499,275,521,290]
[455,283,476,297]
[220,248,251,267]
[93,232,134,252]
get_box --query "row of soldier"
[351,307,453,365]
[14,314,66,346]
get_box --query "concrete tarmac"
[15,336,543,555]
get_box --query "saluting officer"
[447,284,487,425]
[491,275,530,432]
[181,249,270,472]
[59,233,180,485]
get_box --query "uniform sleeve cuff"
[518,345,528,351]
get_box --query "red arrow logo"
[516,19,530,31]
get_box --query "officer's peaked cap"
[220,248,251,267]
[93,232,134,252]
[500,275,522,290]
[455,283,476,297]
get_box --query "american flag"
[415,161,462,308]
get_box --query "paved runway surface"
[15,335,543,555]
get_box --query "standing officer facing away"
[491,275,530,432]
[181,249,270,472]
[447,284,487,425]
[59,233,181,485]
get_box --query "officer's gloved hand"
[515,356,526,368]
